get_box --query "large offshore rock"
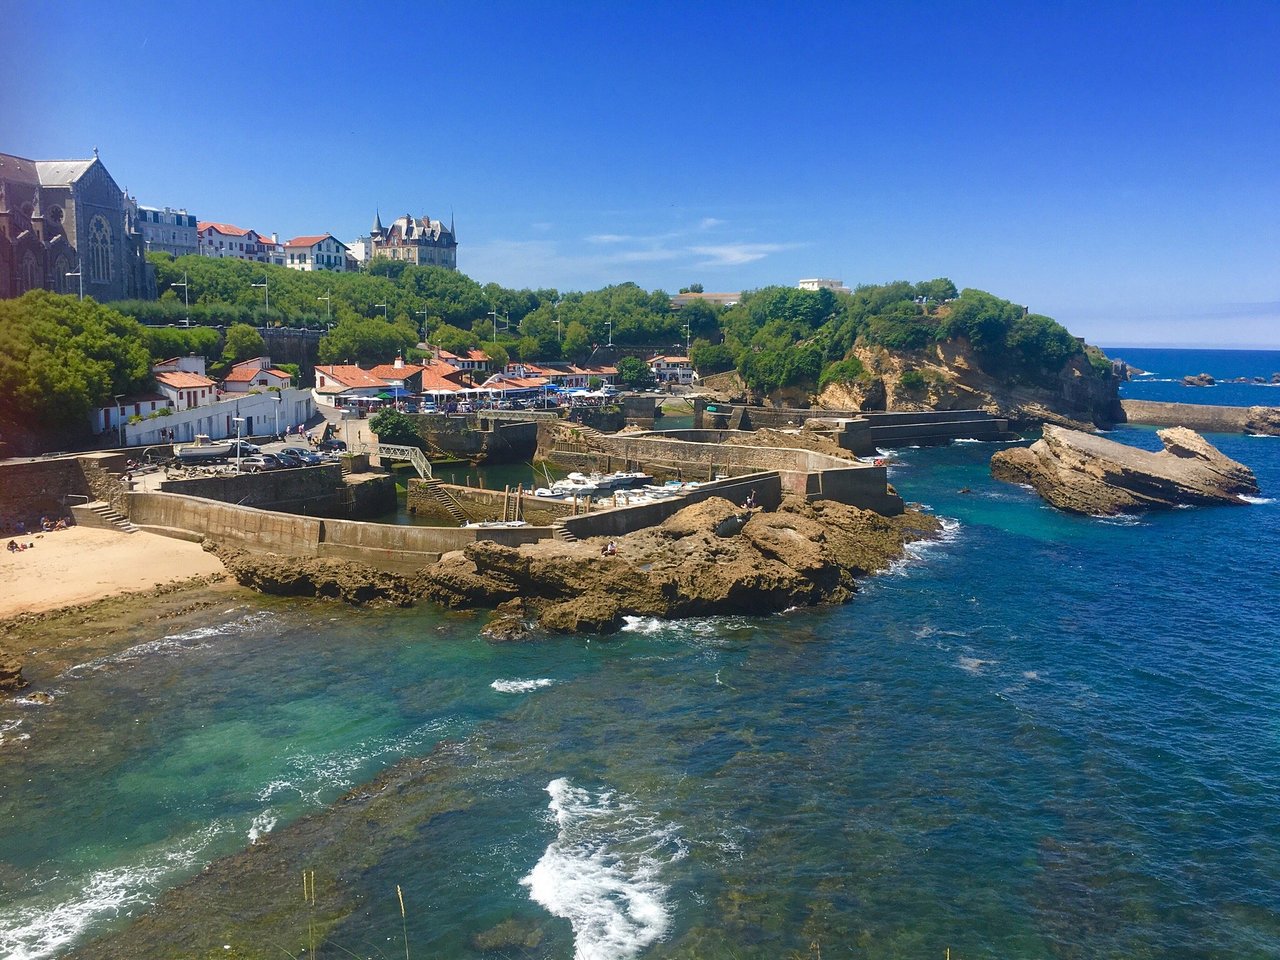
[991,425,1260,515]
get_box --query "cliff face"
[990,425,1260,515]
[817,340,1120,429]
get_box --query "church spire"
[372,209,383,235]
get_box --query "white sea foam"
[61,612,276,677]
[491,678,556,694]
[0,821,227,960]
[1238,495,1275,504]
[256,718,450,805]
[1023,670,1041,681]
[522,777,683,960]
[888,516,961,575]
[957,656,993,674]
[621,616,668,634]
[952,437,982,444]
[1247,433,1279,438]
[1093,513,1145,525]
[247,809,277,843]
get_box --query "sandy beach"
[0,527,226,620]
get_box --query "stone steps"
[551,522,578,543]
[421,478,468,525]
[86,500,139,534]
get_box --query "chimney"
[394,353,404,369]
[432,343,440,361]
[272,232,278,244]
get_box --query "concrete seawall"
[128,491,554,573]
[1120,400,1280,435]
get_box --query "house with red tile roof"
[284,233,350,272]
[221,357,294,394]
[197,222,281,263]
[648,354,695,385]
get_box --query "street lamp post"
[66,260,83,301]
[487,309,498,343]
[374,302,388,319]
[317,291,331,326]
[682,323,691,356]
[415,309,429,345]
[606,320,613,347]
[251,279,269,321]
[172,271,190,327]
[113,393,125,448]
[233,417,246,472]
[272,392,282,440]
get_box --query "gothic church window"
[88,216,112,283]
[20,252,40,293]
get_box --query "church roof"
[0,153,41,185]
[34,159,96,185]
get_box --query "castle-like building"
[0,149,153,301]
[368,211,457,269]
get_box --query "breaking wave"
[522,777,684,959]
[492,678,556,694]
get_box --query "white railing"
[350,441,432,479]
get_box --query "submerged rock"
[990,425,1260,515]
[207,542,417,606]
[0,657,27,693]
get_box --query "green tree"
[319,316,417,365]
[483,342,510,371]
[616,356,655,390]
[561,321,590,359]
[369,409,423,448]
[690,341,736,375]
[0,291,153,449]
[221,323,266,363]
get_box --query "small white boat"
[463,520,530,528]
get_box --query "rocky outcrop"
[991,425,1260,515]
[1244,406,1280,436]
[1183,373,1216,387]
[206,542,418,606]
[0,657,27,693]
[817,341,1119,429]
[422,496,939,634]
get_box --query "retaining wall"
[0,458,92,525]
[159,464,348,514]
[127,491,555,572]
[560,473,783,540]
[1119,400,1270,434]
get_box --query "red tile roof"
[368,363,426,381]
[284,234,338,248]
[314,365,387,389]
[222,365,291,384]
[198,221,251,236]
[155,371,216,389]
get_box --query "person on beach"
[7,539,17,553]
[602,540,617,557]
[744,490,757,509]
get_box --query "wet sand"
[0,526,226,621]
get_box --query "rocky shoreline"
[210,495,941,636]
[991,425,1260,515]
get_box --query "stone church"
[369,211,458,269]
[0,149,153,302]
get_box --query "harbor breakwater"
[1120,399,1280,435]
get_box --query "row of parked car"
[238,444,344,473]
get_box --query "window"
[88,216,112,282]
[20,252,40,293]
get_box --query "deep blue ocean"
[1,348,1278,959]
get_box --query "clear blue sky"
[6,1,1278,346]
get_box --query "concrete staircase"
[73,500,140,534]
[551,522,579,543]
[420,478,468,525]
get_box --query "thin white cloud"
[698,217,726,230]
[690,243,797,267]
[586,233,634,244]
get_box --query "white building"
[797,278,851,294]
[92,387,314,446]
[346,235,372,264]
[284,234,349,272]
[152,355,217,411]
[130,203,198,257]
[197,222,280,262]
[221,356,294,393]
[648,355,695,385]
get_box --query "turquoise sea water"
[1,349,1278,958]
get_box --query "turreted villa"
[368,210,457,269]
